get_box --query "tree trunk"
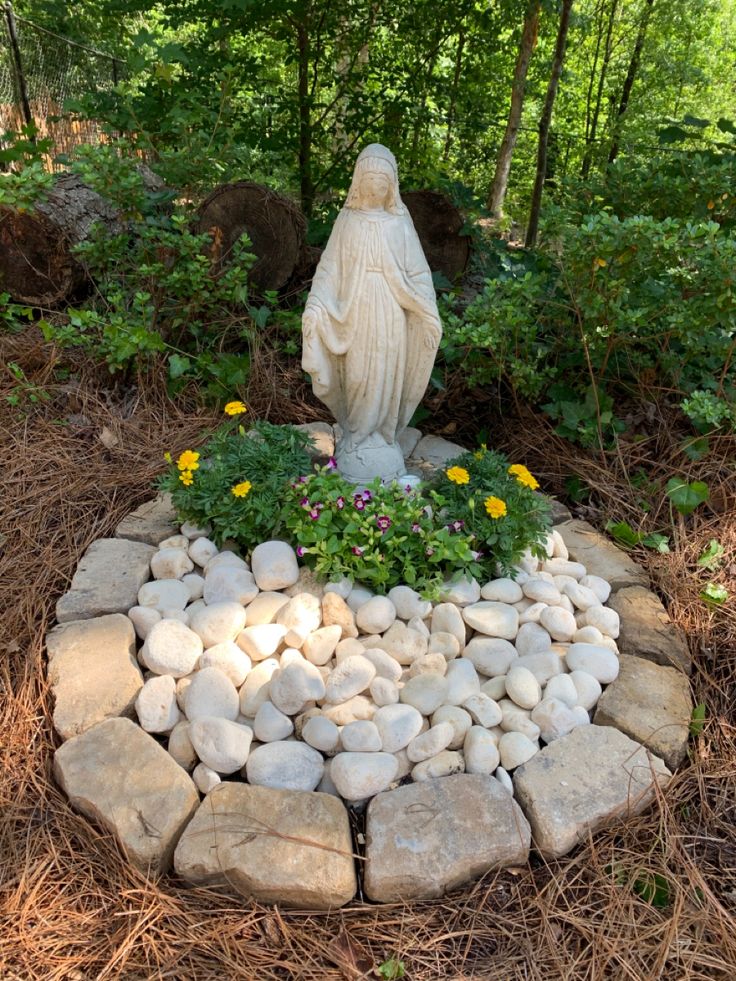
[487,1,540,217]
[296,20,314,217]
[0,174,124,307]
[608,0,655,164]
[580,0,618,177]
[442,27,466,162]
[525,0,574,248]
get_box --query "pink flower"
[300,496,310,508]
[327,456,337,469]
[296,546,306,557]
[352,546,364,556]
[309,509,320,520]
[376,515,391,532]
[354,498,365,512]
[425,547,435,556]
[362,489,373,501]
[411,523,421,533]
[336,496,345,510]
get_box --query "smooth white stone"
[373,703,424,753]
[430,603,466,649]
[542,558,586,579]
[302,715,341,753]
[495,765,514,795]
[444,658,480,705]
[189,602,247,649]
[411,749,465,782]
[253,701,293,742]
[324,577,353,599]
[238,658,278,716]
[151,547,194,580]
[515,621,552,657]
[599,636,619,653]
[204,551,248,575]
[462,692,503,727]
[246,741,324,791]
[582,605,620,639]
[515,651,563,685]
[562,581,600,611]
[335,638,366,661]
[188,537,219,567]
[498,731,538,770]
[136,675,181,733]
[518,601,547,625]
[513,597,535,614]
[181,520,211,540]
[323,655,376,703]
[568,669,603,710]
[203,566,258,606]
[408,615,431,639]
[159,608,189,624]
[181,573,205,602]
[505,666,542,710]
[565,644,619,684]
[480,578,523,603]
[574,625,605,644]
[330,752,398,801]
[463,637,517,677]
[579,574,612,603]
[481,676,507,701]
[140,619,202,678]
[360,647,403,683]
[498,700,541,740]
[370,676,399,706]
[428,631,460,661]
[197,642,251,688]
[543,673,578,707]
[346,585,374,613]
[175,675,193,711]
[539,606,577,642]
[128,605,162,640]
[400,673,448,715]
[302,624,342,665]
[322,695,376,725]
[236,623,287,661]
[462,602,518,640]
[270,659,326,715]
[406,722,454,762]
[168,721,197,770]
[186,598,207,619]
[184,667,239,722]
[392,748,412,779]
[409,653,447,677]
[242,591,289,625]
[374,621,427,665]
[440,576,481,606]
[550,529,569,559]
[276,593,323,647]
[159,534,189,550]
[250,540,300,591]
[531,697,585,743]
[522,579,561,606]
[193,762,220,794]
[137,579,191,613]
[355,596,397,634]
[430,705,472,749]
[464,726,501,774]
[341,720,382,752]
[387,585,432,620]
[188,717,253,773]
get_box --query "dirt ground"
[1,330,735,980]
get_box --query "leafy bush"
[158,414,313,547]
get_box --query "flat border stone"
[556,520,648,591]
[56,538,156,622]
[607,585,691,674]
[115,493,178,546]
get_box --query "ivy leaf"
[641,532,670,553]
[665,478,709,516]
[168,353,192,379]
[700,582,728,605]
[681,436,710,461]
[697,539,724,569]
[606,520,642,548]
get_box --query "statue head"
[345,143,406,215]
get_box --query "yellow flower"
[177,450,200,472]
[473,443,487,461]
[225,400,247,416]
[231,480,252,498]
[484,495,507,519]
[508,464,540,490]
[593,257,607,268]
[164,451,172,463]
[179,470,194,486]
[446,466,470,485]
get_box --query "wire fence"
[0,1,124,168]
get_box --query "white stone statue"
[302,144,442,483]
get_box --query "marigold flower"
[484,495,507,519]
[446,466,470,485]
[508,464,539,490]
[179,470,194,486]
[231,480,252,497]
[224,400,247,416]
[177,450,200,472]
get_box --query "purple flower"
[448,520,465,533]
[327,456,337,469]
[352,545,364,556]
[411,522,421,533]
[425,547,435,556]
[297,475,308,484]
[405,484,413,493]
[362,489,373,502]
[376,514,392,532]
[296,546,306,558]
[309,509,320,520]
[354,498,365,512]
[300,496,310,508]
[336,496,345,510]
[471,550,484,560]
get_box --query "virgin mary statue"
[302,144,442,483]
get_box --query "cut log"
[0,173,123,307]
[195,182,306,292]
[402,190,471,284]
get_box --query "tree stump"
[402,190,471,284]
[195,182,306,292]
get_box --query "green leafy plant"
[377,958,406,980]
[283,467,480,595]
[700,582,728,605]
[4,362,50,410]
[698,539,725,569]
[689,703,707,737]
[681,390,735,432]
[666,477,710,516]
[0,293,34,334]
[605,521,670,553]
[158,415,313,548]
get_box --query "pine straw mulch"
[1,333,735,981]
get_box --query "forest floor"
[1,325,735,981]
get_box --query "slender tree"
[487,0,540,217]
[608,0,655,164]
[526,0,574,247]
[580,0,619,178]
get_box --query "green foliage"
[0,294,35,334]
[283,468,480,595]
[697,539,725,569]
[605,521,669,553]
[4,362,51,410]
[377,958,406,980]
[700,582,728,605]
[430,449,552,576]
[158,419,313,548]
[665,478,709,516]
[681,390,735,432]
[689,702,707,736]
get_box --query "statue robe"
[302,207,440,446]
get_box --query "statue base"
[336,433,405,484]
